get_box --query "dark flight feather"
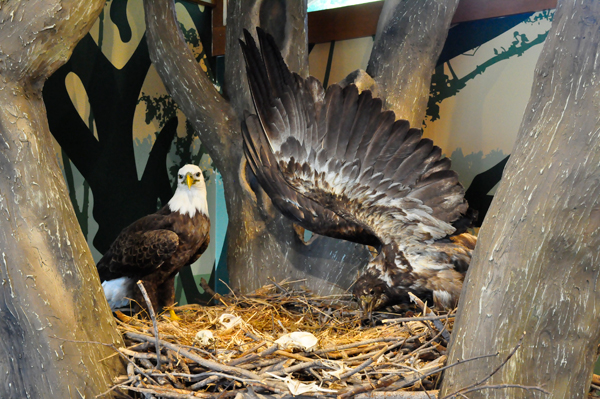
[242,113,381,247]
[240,28,477,313]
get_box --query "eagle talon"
[169,309,181,321]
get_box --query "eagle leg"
[157,274,179,319]
[129,273,182,320]
[157,275,176,307]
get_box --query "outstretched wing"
[243,112,381,247]
[240,28,468,246]
[97,215,179,281]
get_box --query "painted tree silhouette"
[43,1,216,258]
[43,33,177,253]
[464,155,510,226]
[427,11,553,122]
[43,2,217,305]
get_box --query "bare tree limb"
[143,0,237,172]
[367,0,460,126]
[0,1,105,84]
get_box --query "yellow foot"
[169,309,181,321]
[114,310,131,322]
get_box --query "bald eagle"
[97,164,210,316]
[239,28,476,316]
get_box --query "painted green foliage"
[427,10,554,123]
[45,0,216,256]
[138,94,178,128]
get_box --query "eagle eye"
[195,172,200,177]
[178,174,183,179]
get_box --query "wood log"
[440,0,600,397]
[0,1,124,397]
[367,0,460,126]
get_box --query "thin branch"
[408,292,450,341]
[382,314,455,324]
[379,352,501,395]
[440,333,530,399]
[137,280,162,369]
[394,317,450,363]
[126,332,272,383]
[200,277,228,306]
[263,360,332,377]
[122,384,214,398]
[311,334,425,356]
[49,335,159,388]
[95,376,136,398]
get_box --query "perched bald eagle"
[97,164,210,316]
[240,28,477,316]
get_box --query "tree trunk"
[440,1,600,398]
[367,0,459,126]
[143,0,457,294]
[0,2,124,398]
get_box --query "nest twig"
[102,281,456,398]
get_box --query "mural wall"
[43,0,228,304]
[44,2,554,303]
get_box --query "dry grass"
[103,281,453,398]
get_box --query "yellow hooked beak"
[186,173,194,189]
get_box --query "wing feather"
[241,28,469,246]
[242,113,381,247]
[382,128,424,179]
[97,215,180,281]
[322,85,344,160]
[343,91,379,162]
[118,230,179,272]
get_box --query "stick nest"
[106,280,453,398]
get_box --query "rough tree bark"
[367,0,459,125]
[440,1,600,398]
[143,0,457,294]
[0,1,123,398]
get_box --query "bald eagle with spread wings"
[97,164,210,316]
[240,28,477,316]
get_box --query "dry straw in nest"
[101,280,455,399]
